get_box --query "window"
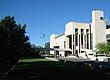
[106,25,110,29]
[87,34,89,49]
[86,29,89,49]
[81,29,84,48]
[106,34,110,38]
[79,35,80,51]
[100,17,103,20]
[64,41,66,48]
[81,29,84,33]
[75,28,78,34]
[84,35,86,48]
[54,46,59,48]
[69,35,72,49]
[75,34,78,46]
[75,29,78,46]
[90,33,93,49]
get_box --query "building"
[50,10,110,58]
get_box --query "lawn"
[4,57,110,80]
[19,57,49,62]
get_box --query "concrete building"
[50,10,110,58]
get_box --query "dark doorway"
[65,51,72,57]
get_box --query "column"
[54,50,57,58]
[80,34,81,53]
[74,34,75,54]
[86,34,87,49]
[83,29,86,49]
[72,34,73,55]
[78,33,79,55]
[83,33,84,49]
[89,32,91,50]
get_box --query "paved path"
[57,57,93,62]
[45,57,58,61]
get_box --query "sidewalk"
[45,57,58,61]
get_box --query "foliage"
[36,45,43,48]
[44,42,50,54]
[0,16,29,62]
[44,42,50,48]
[96,42,110,55]
[0,16,44,77]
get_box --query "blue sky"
[0,0,110,47]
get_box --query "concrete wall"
[65,22,90,36]
[91,10,107,50]
[50,10,108,58]
[50,34,57,54]
[56,34,65,49]
[50,34,65,56]
[106,28,110,34]
[65,22,74,36]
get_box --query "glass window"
[75,29,78,46]
[100,17,103,20]
[90,33,93,49]
[81,29,84,48]
[75,34,78,46]
[86,29,89,49]
[64,41,66,48]
[54,46,59,48]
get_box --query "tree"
[36,45,43,48]
[44,42,50,48]
[96,42,110,55]
[0,16,29,62]
[44,42,50,54]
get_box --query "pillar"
[54,50,57,58]
[72,34,73,55]
[74,34,75,55]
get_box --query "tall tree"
[0,16,29,62]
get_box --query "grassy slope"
[5,57,110,80]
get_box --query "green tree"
[44,42,50,48]
[96,42,110,55]
[36,45,43,48]
[44,42,50,54]
[0,16,29,62]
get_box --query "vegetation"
[96,42,110,55]
[44,42,50,48]
[0,16,44,63]
[0,16,30,62]
[0,16,44,77]
[44,42,50,54]
[5,57,110,80]
[19,57,50,63]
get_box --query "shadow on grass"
[5,58,110,80]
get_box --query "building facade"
[50,10,110,58]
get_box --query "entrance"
[65,51,72,57]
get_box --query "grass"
[19,57,49,63]
[17,57,51,67]
[4,57,110,80]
